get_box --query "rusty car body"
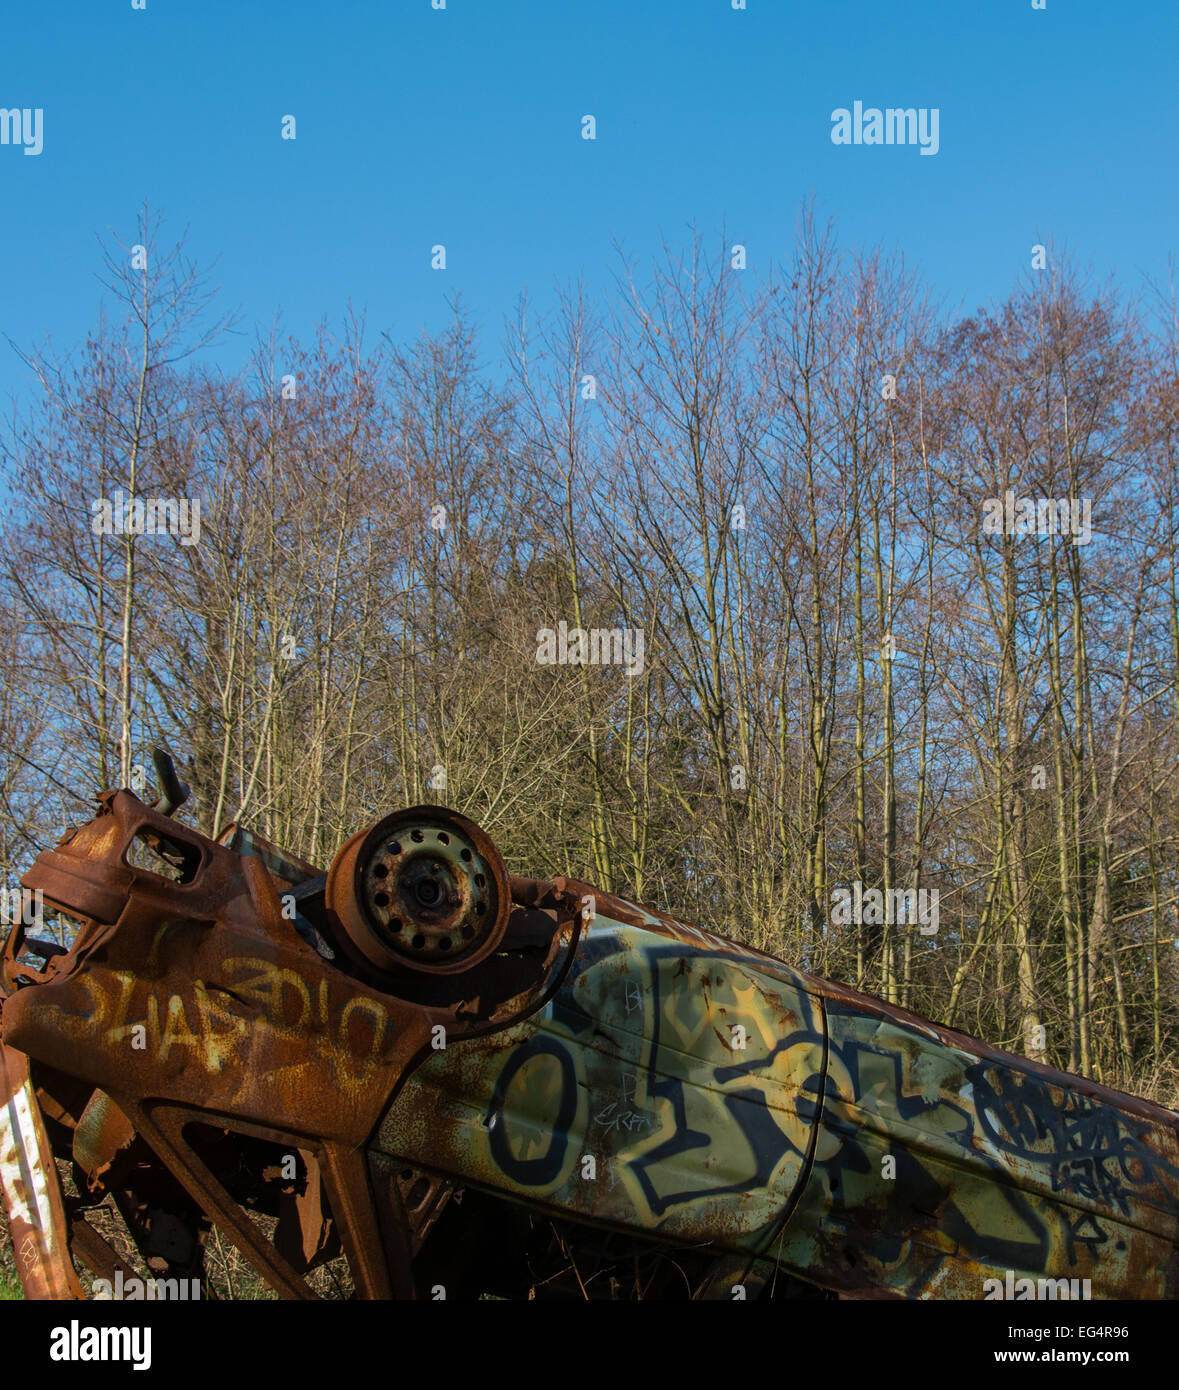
[2,757,1177,1300]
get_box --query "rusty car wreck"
[2,754,1178,1300]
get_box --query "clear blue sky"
[1,0,1176,407]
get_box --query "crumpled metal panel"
[380,880,1179,1299]
[0,1042,84,1299]
[772,995,1179,1299]
[379,916,826,1246]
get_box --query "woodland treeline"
[1,207,1177,1101]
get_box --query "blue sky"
[1,0,1176,406]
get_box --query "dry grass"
[1108,1060,1179,1113]
[0,1203,22,1299]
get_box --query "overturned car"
[2,755,1177,1299]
